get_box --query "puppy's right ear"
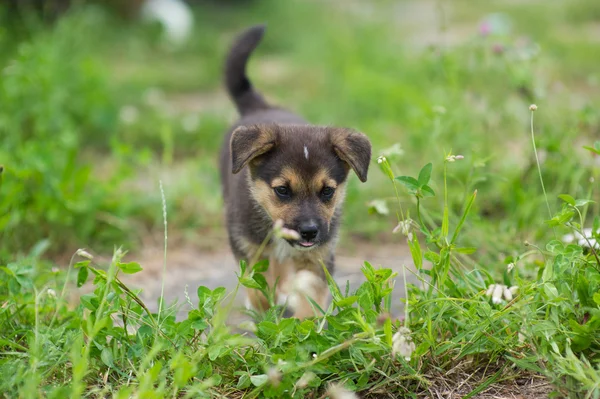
[230,125,277,174]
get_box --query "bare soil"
[119,240,417,321]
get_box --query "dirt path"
[120,241,416,321]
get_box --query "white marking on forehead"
[304,145,309,160]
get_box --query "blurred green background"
[1,0,599,270]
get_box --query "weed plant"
[1,1,600,397]
[2,121,599,397]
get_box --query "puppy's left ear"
[329,128,372,182]
[230,124,277,174]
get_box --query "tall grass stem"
[158,180,168,325]
[530,109,553,223]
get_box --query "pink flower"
[492,43,505,54]
[479,21,491,37]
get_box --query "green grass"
[1,0,600,397]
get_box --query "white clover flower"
[486,284,518,304]
[380,143,404,158]
[446,154,464,162]
[272,219,301,241]
[295,371,316,389]
[119,105,139,125]
[273,219,284,230]
[267,367,281,388]
[392,327,416,361]
[326,384,359,399]
[76,249,93,260]
[143,87,164,107]
[392,218,412,236]
[280,228,301,241]
[562,228,600,249]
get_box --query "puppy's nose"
[299,223,318,241]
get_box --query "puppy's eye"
[321,186,335,200]
[274,186,291,198]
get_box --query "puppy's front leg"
[245,256,292,313]
[286,270,330,319]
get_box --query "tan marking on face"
[310,169,337,192]
[271,177,287,188]
[279,168,304,195]
[319,181,347,227]
[250,165,348,231]
[251,180,300,223]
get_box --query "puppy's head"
[231,124,371,249]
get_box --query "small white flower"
[392,327,416,361]
[486,284,518,304]
[529,104,538,111]
[273,219,284,230]
[326,383,359,399]
[446,154,464,162]
[51,267,59,273]
[267,367,281,388]
[280,228,301,241]
[272,219,301,241]
[562,228,600,249]
[507,262,515,272]
[295,371,316,389]
[392,219,412,236]
[143,87,164,107]
[76,249,93,260]
[47,288,57,298]
[377,156,387,164]
[119,105,139,125]
[380,143,404,158]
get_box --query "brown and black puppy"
[219,25,371,319]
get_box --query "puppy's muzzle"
[298,221,319,247]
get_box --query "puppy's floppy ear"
[329,128,372,182]
[230,125,277,174]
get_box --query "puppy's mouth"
[285,239,319,250]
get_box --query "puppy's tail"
[225,25,270,116]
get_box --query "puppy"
[219,25,371,319]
